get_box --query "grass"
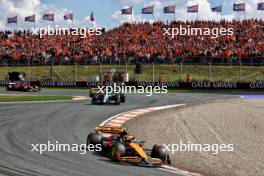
[0,65,263,82]
[0,95,73,102]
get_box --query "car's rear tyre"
[120,94,126,103]
[87,133,101,146]
[34,86,41,91]
[114,94,121,105]
[89,92,94,98]
[151,145,171,165]
[91,94,98,104]
[111,143,126,161]
[22,87,27,92]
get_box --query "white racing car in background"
[89,88,126,105]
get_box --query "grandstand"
[0,19,264,66]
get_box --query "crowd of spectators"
[0,19,263,65]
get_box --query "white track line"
[115,116,131,120]
[110,119,126,123]
[72,96,90,101]
[160,165,203,176]
[159,167,192,176]
[100,111,133,126]
[100,104,185,126]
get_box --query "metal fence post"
[50,62,53,81]
[75,62,78,81]
[180,62,183,82]
[27,59,30,81]
[239,62,242,82]
[99,63,102,81]
[152,63,155,82]
[5,63,8,80]
[209,62,212,82]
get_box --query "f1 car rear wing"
[95,126,127,134]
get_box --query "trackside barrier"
[0,80,264,89]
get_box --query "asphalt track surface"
[0,89,238,176]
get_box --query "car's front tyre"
[87,133,101,146]
[151,145,171,165]
[111,143,126,161]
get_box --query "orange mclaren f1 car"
[87,126,171,167]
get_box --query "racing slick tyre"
[89,91,94,98]
[114,94,121,105]
[151,145,171,165]
[111,143,126,161]
[120,94,126,103]
[22,86,28,92]
[87,133,101,146]
[34,86,41,91]
[91,94,99,104]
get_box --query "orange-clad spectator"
[0,19,263,64]
[186,74,193,83]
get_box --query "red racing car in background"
[6,82,41,92]
[6,72,41,92]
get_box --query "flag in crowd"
[121,7,133,15]
[90,12,94,22]
[211,5,222,12]
[6,2,264,25]
[25,15,35,22]
[142,5,154,14]
[257,2,264,10]
[43,13,54,21]
[187,5,199,13]
[233,3,246,11]
[64,13,73,20]
[164,5,176,14]
[7,16,17,23]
